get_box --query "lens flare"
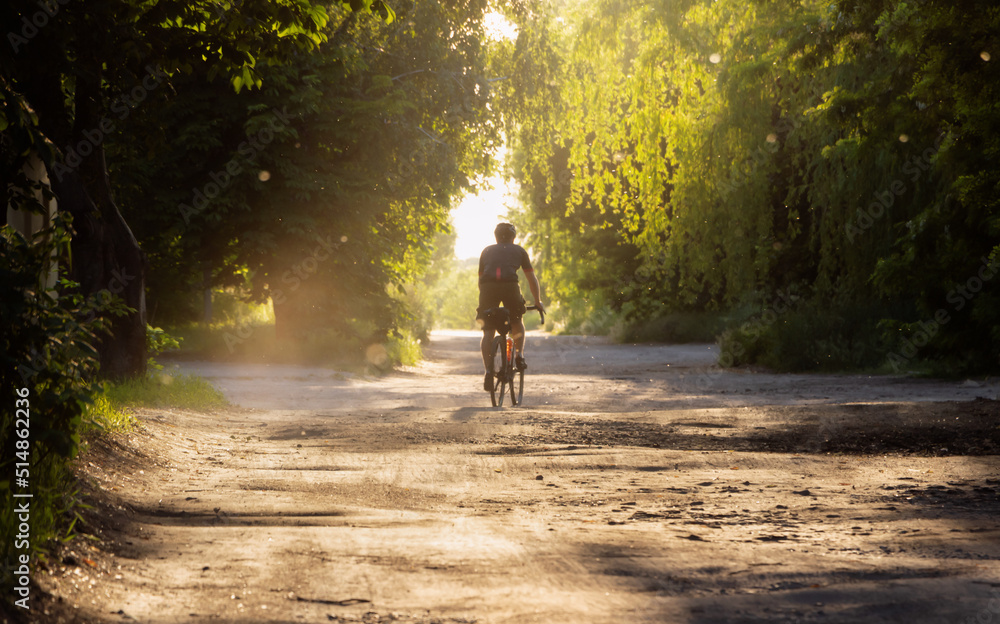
[366,344,389,368]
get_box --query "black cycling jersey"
[478,243,533,284]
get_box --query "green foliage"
[428,259,481,330]
[146,325,182,371]
[385,330,424,368]
[718,303,891,372]
[2,0,394,378]
[619,312,728,344]
[417,229,480,330]
[106,0,509,354]
[147,325,182,356]
[5,0,511,377]
[0,218,123,570]
[510,0,1000,372]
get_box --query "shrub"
[618,311,728,344]
[0,219,124,579]
[385,329,423,368]
[717,301,890,372]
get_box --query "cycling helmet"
[494,222,516,243]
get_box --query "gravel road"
[24,331,1000,624]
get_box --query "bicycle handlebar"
[526,305,545,325]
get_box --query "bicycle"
[484,304,544,407]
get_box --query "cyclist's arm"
[520,247,544,311]
[524,269,543,311]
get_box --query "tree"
[508,0,999,371]
[104,0,508,349]
[1,0,394,378]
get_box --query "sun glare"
[452,176,518,260]
[483,11,518,42]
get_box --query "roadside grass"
[161,292,426,370]
[83,373,228,436]
[585,306,947,375]
[106,373,228,411]
[83,392,136,435]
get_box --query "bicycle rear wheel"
[508,342,524,406]
[490,336,507,407]
[511,364,523,406]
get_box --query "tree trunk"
[6,3,148,379]
[41,62,148,379]
[51,167,148,379]
[7,153,58,290]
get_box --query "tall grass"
[103,373,228,411]
[83,392,136,434]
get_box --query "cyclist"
[477,222,544,392]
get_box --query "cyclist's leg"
[481,329,494,371]
[476,285,502,373]
[511,317,525,355]
[501,286,528,362]
[511,316,528,371]
[481,329,496,392]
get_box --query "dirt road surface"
[22,331,1000,623]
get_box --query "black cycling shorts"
[476,282,526,327]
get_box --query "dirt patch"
[480,399,1000,456]
[9,333,1000,624]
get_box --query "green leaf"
[369,74,392,91]
[374,1,395,24]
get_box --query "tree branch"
[392,69,428,81]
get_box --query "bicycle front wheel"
[504,339,523,407]
[511,363,524,406]
[490,336,507,407]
